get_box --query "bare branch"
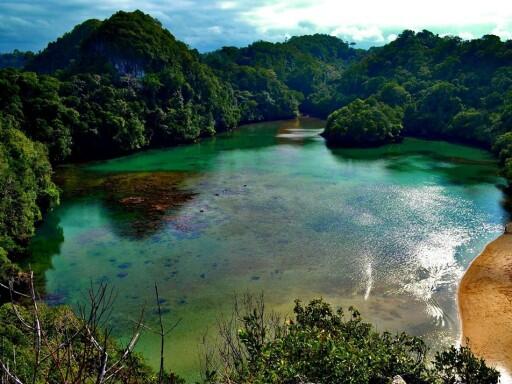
[0,359,24,384]
[29,271,42,384]
[0,282,30,298]
[155,283,165,384]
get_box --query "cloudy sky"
[0,0,511,53]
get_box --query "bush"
[207,297,499,384]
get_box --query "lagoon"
[28,118,508,380]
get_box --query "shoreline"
[458,226,512,379]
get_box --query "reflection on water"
[28,118,508,380]
[52,170,197,239]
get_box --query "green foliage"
[493,132,512,179]
[210,298,499,384]
[0,50,34,70]
[0,115,58,256]
[0,302,161,383]
[377,82,410,107]
[404,82,463,137]
[324,98,403,146]
[60,73,147,158]
[79,10,192,75]
[203,61,295,122]
[0,247,21,286]
[448,109,492,145]
[209,64,299,123]
[204,34,363,122]
[433,345,500,383]
[0,69,78,162]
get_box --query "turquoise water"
[28,118,509,380]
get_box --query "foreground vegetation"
[0,284,500,383]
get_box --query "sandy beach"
[459,229,512,377]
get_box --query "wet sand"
[459,228,512,377]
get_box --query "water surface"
[29,118,508,380]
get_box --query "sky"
[0,0,511,53]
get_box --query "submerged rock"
[506,222,512,234]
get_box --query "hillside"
[203,34,364,121]
[6,10,239,159]
[0,10,240,266]
[78,10,196,76]
[25,19,102,74]
[316,31,512,183]
[24,11,195,77]
[0,50,33,70]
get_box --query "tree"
[323,98,403,146]
[0,115,58,256]
[0,69,78,162]
[404,82,463,137]
[378,82,411,107]
[448,109,492,145]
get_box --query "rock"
[506,223,512,234]
[392,376,407,384]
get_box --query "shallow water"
[28,118,509,380]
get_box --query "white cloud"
[492,21,512,40]
[331,25,385,43]
[207,25,223,34]
[243,0,512,28]
[217,1,237,10]
[241,0,512,45]
[458,31,475,40]
[1,0,511,53]
[386,33,398,42]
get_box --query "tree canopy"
[0,114,58,257]
[323,98,403,146]
[207,298,499,383]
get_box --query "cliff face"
[81,40,147,77]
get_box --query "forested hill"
[24,19,102,74]
[203,35,364,121]
[318,31,512,182]
[0,10,241,273]
[2,10,240,161]
[206,31,512,183]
